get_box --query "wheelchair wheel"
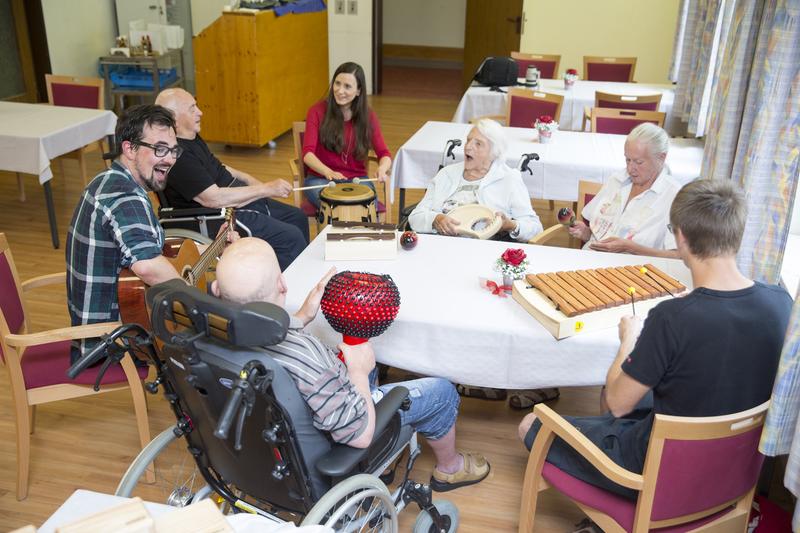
[301,474,398,532]
[116,425,210,507]
[413,500,459,533]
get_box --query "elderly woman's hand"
[433,214,461,236]
[568,221,592,242]
[589,237,636,254]
[496,212,518,234]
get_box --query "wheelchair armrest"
[315,386,409,478]
[159,206,223,219]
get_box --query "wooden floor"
[0,93,598,531]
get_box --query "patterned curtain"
[700,0,800,284]
[760,285,800,530]
[669,0,691,82]
[672,0,727,136]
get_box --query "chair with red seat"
[289,121,390,229]
[0,232,151,500]
[518,401,769,532]
[472,88,564,130]
[583,56,637,82]
[511,52,561,80]
[582,91,664,131]
[591,108,665,135]
[44,74,109,186]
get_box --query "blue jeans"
[304,175,376,209]
[369,370,459,441]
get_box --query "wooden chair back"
[591,108,665,135]
[594,91,662,111]
[506,88,564,129]
[511,52,561,79]
[583,56,637,82]
[45,74,105,110]
[528,180,602,248]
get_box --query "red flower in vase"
[501,248,527,266]
[537,115,554,124]
[566,68,578,76]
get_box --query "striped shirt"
[66,161,164,359]
[261,317,368,444]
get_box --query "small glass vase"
[564,77,576,90]
[502,273,514,292]
[538,129,553,143]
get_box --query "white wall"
[191,0,229,36]
[41,0,116,78]
[329,1,373,94]
[383,0,465,48]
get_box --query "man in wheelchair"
[211,237,490,493]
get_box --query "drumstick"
[352,177,379,185]
[294,181,336,192]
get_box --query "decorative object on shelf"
[495,248,529,292]
[557,207,576,227]
[564,68,579,89]
[534,115,558,144]
[400,230,418,250]
[320,271,401,363]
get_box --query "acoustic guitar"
[118,208,234,327]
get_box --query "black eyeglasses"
[667,223,674,234]
[132,141,183,159]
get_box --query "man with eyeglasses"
[66,104,184,362]
[156,88,308,271]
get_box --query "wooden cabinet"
[193,9,328,147]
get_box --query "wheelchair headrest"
[146,279,290,347]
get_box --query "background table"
[283,229,691,389]
[453,79,681,134]
[390,121,704,206]
[0,102,117,247]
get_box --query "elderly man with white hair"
[570,122,680,258]
[409,118,542,242]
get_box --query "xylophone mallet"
[293,181,336,192]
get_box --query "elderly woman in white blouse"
[409,118,542,241]
[570,123,680,258]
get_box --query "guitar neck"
[187,208,234,286]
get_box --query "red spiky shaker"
[320,271,401,363]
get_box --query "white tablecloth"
[283,228,691,389]
[0,101,116,184]
[391,121,704,203]
[453,79,681,134]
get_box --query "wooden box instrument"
[512,264,687,339]
[325,221,398,261]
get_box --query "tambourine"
[446,204,503,240]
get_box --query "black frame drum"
[319,183,377,224]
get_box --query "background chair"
[288,121,391,228]
[529,180,602,248]
[591,108,665,135]
[583,56,637,82]
[519,401,769,532]
[582,91,663,131]
[511,52,561,79]
[472,89,564,129]
[0,233,151,500]
[44,74,108,186]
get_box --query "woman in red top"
[302,62,392,208]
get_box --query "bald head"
[213,238,286,306]
[155,88,202,139]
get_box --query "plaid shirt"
[66,161,164,358]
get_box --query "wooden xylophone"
[512,264,688,339]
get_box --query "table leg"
[399,188,406,213]
[43,181,59,248]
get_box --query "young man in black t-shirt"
[518,179,792,499]
[155,88,308,271]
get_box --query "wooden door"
[463,0,524,88]
[0,0,37,102]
